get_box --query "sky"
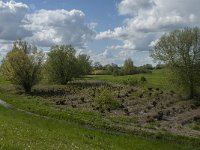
[1,0,200,66]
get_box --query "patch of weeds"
[122,78,139,86]
[150,93,159,99]
[94,89,120,112]
[189,123,200,131]
[133,89,147,98]
[140,76,147,83]
[193,124,200,131]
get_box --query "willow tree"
[151,27,200,98]
[1,40,43,93]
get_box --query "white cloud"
[118,0,155,16]
[96,0,200,53]
[0,0,96,57]
[0,0,31,41]
[23,9,96,48]
[0,40,13,60]
[90,48,154,66]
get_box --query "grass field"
[0,106,197,150]
[86,69,171,90]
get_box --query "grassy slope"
[0,106,196,150]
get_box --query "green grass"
[86,69,171,90]
[0,92,109,128]
[0,106,198,150]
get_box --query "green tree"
[45,45,91,84]
[1,40,43,93]
[77,54,92,76]
[151,27,200,98]
[142,64,153,70]
[93,62,103,70]
[155,63,165,69]
[123,58,135,75]
[105,63,119,75]
[45,45,77,84]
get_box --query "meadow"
[86,69,171,89]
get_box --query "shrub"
[140,76,147,82]
[112,69,124,76]
[123,78,138,86]
[95,89,120,111]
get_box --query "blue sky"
[1,0,200,66]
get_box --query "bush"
[112,69,124,76]
[123,78,138,86]
[95,89,120,111]
[140,76,147,82]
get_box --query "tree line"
[92,60,164,76]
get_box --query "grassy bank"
[0,106,197,150]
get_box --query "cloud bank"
[0,0,31,41]
[0,1,96,52]
[95,0,200,65]
[23,9,96,48]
